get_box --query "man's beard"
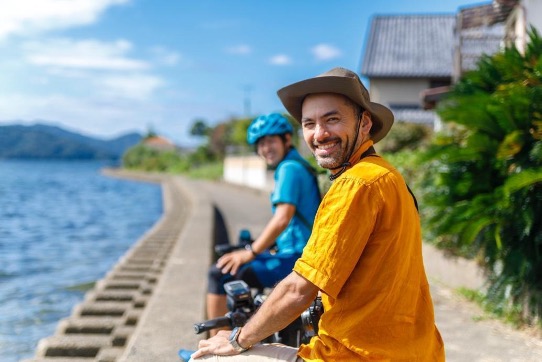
[315,154,341,169]
[312,138,352,170]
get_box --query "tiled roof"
[361,14,456,78]
[456,1,508,74]
[143,136,177,151]
[391,107,437,124]
[459,23,505,72]
[144,136,175,146]
[458,0,516,29]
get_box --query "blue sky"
[0,0,483,147]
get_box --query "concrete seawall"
[22,170,273,362]
[22,171,214,362]
[22,170,542,362]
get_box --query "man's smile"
[314,139,340,157]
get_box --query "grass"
[457,287,530,328]
[182,161,224,180]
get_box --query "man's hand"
[216,202,295,276]
[190,330,239,359]
[216,249,253,275]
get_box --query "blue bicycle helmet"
[247,113,294,145]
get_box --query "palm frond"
[503,168,542,194]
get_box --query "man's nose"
[258,140,271,153]
[314,123,329,140]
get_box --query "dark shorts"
[207,252,300,295]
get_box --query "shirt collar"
[347,139,374,166]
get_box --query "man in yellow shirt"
[191,67,445,361]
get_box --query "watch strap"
[244,244,258,257]
[229,327,250,352]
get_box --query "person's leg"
[192,343,301,361]
[206,293,229,337]
[206,258,281,337]
[207,264,234,336]
[246,253,300,288]
[206,293,228,320]
[207,262,266,336]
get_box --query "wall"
[502,1,541,55]
[525,0,542,32]
[369,78,430,106]
[223,155,273,191]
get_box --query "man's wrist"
[229,327,251,352]
[244,244,258,257]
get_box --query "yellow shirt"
[294,141,444,361]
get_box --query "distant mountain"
[0,123,143,160]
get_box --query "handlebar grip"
[193,316,232,334]
[214,244,241,256]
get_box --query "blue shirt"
[271,148,321,254]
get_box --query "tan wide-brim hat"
[277,67,394,143]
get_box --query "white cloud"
[23,38,149,71]
[11,38,167,102]
[99,74,164,100]
[150,46,181,66]
[311,43,342,61]
[226,44,252,55]
[0,0,130,40]
[269,54,292,66]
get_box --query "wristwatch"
[244,243,258,257]
[229,327,251,353]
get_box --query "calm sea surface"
[0,160,163,362]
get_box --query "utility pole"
[243,85,253,117]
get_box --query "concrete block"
[95,347,126,362]
[55,316,124,335]
[35,335,113,358]
[87,290,140,302]
[73,301,132,317]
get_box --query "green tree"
[228,117,253,147]
[122,144,183,172]
[144,126,158,139]
[377,121,433,153]
[190,119,210,137]
[421,28,542,325]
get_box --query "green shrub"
[377,121,433,153]
[420,28,542,326]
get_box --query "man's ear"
[360,111,373,134]
[284,133,293,148]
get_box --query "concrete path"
[182,178,542,362]
[24,173,542,361]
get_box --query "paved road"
[432,283,542,361]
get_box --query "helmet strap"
[328,115,363,181]
[329,162,351,181]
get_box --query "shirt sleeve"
[294,176,382,299]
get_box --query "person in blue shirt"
[206,113,321,331]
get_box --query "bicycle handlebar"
[193,310,251,334]
[214,244,245,256]
[193,316,231,334]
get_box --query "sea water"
[0,160,163,361]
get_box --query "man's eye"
[302,122,315,129]
[327,117,339,123]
